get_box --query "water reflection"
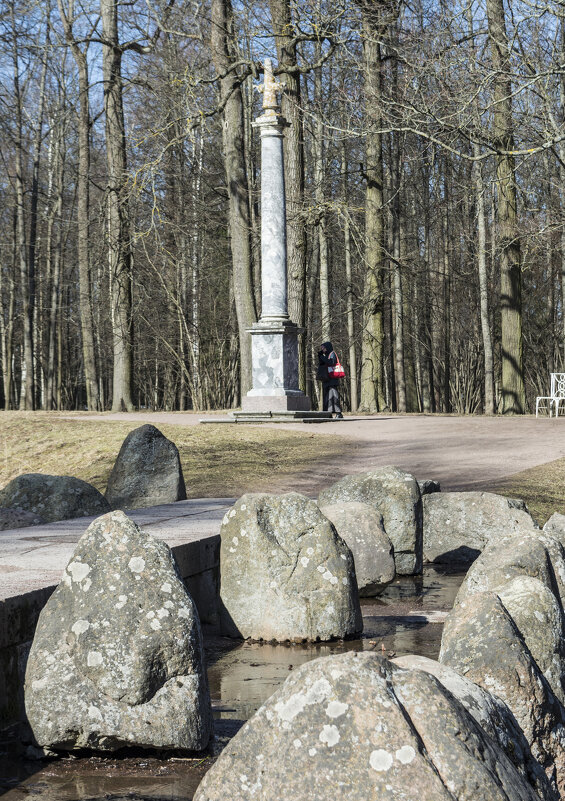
[207,565,464,720]
[1,756,210,801]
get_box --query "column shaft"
[259,126,288,320]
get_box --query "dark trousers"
[323,384,341,414]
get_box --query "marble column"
[242,59,310,413]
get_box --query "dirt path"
[61,412,565,494]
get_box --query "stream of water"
[0,566,464,801]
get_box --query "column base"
[242,393,311,412]
[232,410,332,423]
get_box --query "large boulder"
[393,654,557,800]
[0,506,44,531]
[105,424,187,510]
[319,502,395,595]
[0,474,110,523]
[543,513,565,547]
[25,511,212,751]
[453,530,565,611]
[317,467,422,575]
[497,576,565,706]
[219,493,362,642]
[423,491,537,567]
[440,591,565,794]
[194,652,540,801]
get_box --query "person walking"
[317,341,343,418]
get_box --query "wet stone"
[440,590,565,797]
[219,492,362,642]
[452,530,565,613]
[423,491,537,567]
[24,511,213,752]
[393,654,557,800]
[194,651,540,801]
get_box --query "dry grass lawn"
[0,412,343,499]
[492,459,565,526]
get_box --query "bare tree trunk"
[391,126,406,411]
[0,260,14,409]
[69,39,99,409]
[341,140,358,410]
[11,3,35,409]
[559,18,565,369]
[442,165,451,412]
[101,0,134,411]
[307,235,321,408]
[27,17,49,410]
[190,131,203,408]
[270,0,307,389]
[465,4,495,414]
[210,0,256,399]
[486,0,525,413]
[313,48,330,342]
[359,3,386,412]
[44,116,64,409]
[419,149,434,412]
[472,148,495,413]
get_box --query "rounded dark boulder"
[105,424,187,510]
[0,474,110,523]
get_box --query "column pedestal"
[242,321,310,412]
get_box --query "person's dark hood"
[321,341,333,353]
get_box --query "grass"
[491,458,565,526]
[0,412,344,499]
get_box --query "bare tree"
[57,0,100,410]
[210,0,257,399]
[486,0,525,414]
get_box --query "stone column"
[242,59,310,413]
[258,118,288,322]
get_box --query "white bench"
[536,373,565,417]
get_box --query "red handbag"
[330,354,345,379]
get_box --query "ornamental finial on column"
[257,58,285,120]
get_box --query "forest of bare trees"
[1,0,564,413]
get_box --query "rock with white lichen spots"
[393,654,557,801]
[452,530,565,613]
[193,651,541,801]
[0,474,110,523]
[105,425,187,510]
[497,576,565,706]
[543,512,565,547]
[423,491,537,567]
[317,467,422,575]
[319,502,395,596]
[219,493,362,642]
[24,510,212,751]
[440,590,565,797]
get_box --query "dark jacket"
[318,341,339,388]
